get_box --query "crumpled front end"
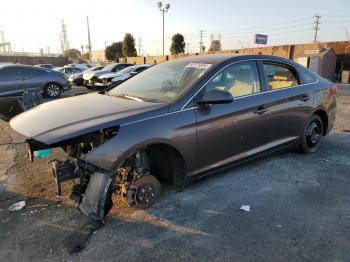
[26,126,119,221]
[0,89,42,122]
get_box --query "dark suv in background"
[0,64,70,98]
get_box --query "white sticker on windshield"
[186,63,212,69]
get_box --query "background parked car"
[68,66,104,86]
[83,63,133,88]
[0,64,70,98]
[95,64,151,88]
[58,66,84,76]
[65,63,91,70]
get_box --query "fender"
[80,106,197,174]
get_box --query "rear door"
[195,60,273,173]
[0,66,22,95]
[258,60,315,142]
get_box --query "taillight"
[330,85,337,94]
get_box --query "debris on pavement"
[240,205,250,212]
[8,201,26,212]
[27,203,49,209]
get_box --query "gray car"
[0,64,71,98]
[10,54,336,221]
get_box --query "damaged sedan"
[9,54,336,221]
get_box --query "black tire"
[300,115,324,154]
[133,175,161,209]
[44,82,62,98]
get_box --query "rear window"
[298,70,317,84]
[263,63,299,90]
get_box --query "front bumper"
[62,82,72,91]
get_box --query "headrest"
[233,69,252,83]
[273,71,289,81]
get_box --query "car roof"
[0,64,55,72]
[165,54,296,66]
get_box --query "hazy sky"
[0,0,349,55]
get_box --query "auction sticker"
[186,63,212,69]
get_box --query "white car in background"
[95,64,151,88]
[65,63,92,70]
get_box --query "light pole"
[157,1,170,56]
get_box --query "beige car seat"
[225,69,257,97]
[269,71,297,90]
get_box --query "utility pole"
[199,30,203,53]
[187,43,190,54]
[87,16,92,62]
[60,20,69,54]
[345,28,350,41]
[138,37,142,56]
[313,14,321,43]
[157,2,170,56]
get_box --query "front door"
[195,60,271,174]
[0,67,22,95]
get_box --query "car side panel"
[259,84,316,141]
[80,108,197,174]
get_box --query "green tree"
[63,48,81,60]
[81,52,90,60]
[170,33,185,55]
[122,33,137,57]
[105,42,123,61]
[209,40,221,52]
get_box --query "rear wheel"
[300,115,323,154]
[133,175,161,209]
[44,82,62,98]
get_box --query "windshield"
[108,60,212,103]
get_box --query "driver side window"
[204,61,261,97]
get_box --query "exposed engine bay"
[26,127,161,221]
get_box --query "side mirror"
[197,89,233,105]
[130,71,138,75]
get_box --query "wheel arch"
[44,81,63,89]
[116,140,187,188]
[312,108,328,135]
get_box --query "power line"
[203,17,313,33]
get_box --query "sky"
[0,0,349,55]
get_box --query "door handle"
[300,95,311,102]
[254,106,268,115]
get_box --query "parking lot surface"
[0,85,349,261]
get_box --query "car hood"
[10,93,165,144]
[112,74,130,81]
[98,72,124,79]
[83,70,111,80]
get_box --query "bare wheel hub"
[136,183,156,204]
[306,122,320,146]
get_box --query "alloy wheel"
[46,84,61,98]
